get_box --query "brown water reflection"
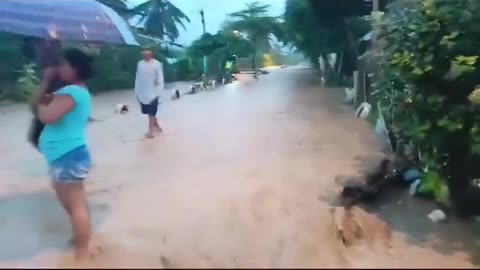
[0,67,475,268]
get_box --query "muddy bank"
[0,67,476,268]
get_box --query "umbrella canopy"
[0,0,138,46]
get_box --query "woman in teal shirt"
[31,48,93,260]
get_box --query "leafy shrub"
[2,64,39,102]
[373,0,480,207]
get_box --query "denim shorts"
[48,145,91,183]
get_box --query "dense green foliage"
[372,0,480,208]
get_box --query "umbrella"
[0,0,138,46]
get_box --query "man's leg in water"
[146,115,156,138]
[54,182,91,259]
[153,97,162,133]
[146,98,161,137]
[154,117,162,133]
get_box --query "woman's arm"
[30,67,57,112]
[37,94,75,124]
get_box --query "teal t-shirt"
[39,85,91,163]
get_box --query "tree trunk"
[337,51,344,78]
[320,52,329,78]
[342,17,359,79]
[252,49,257,71]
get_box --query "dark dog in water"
[171,89,181,100]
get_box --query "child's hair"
[63,48,94,80]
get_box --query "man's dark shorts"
[140,97,159,116]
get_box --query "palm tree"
[225,1,280,70]
[131,0,190,41]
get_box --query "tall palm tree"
[225,1,280,70]
[131,0,190,41]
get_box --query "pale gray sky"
[128,0,285,46]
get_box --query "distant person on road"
[31,48,94,260]
[134,48,164,139]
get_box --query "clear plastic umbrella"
[0,0,138,46]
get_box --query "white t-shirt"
[134,59,164,104]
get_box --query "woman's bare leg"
[54,182,91,260]
[54,184,71,215]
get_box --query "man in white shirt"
[134,48,164,138]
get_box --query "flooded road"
[0,67,476,268]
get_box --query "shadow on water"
[0,190,109,262]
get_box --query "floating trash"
[409,179,421,196]
[428,209,446,223]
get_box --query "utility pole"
[200,9,208,83]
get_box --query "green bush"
[373,0,480,206]
[2,64,39,102]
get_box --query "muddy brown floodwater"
[0,67,476,268]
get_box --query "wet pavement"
[0,66,477,268]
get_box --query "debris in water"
[428,209,446,223]
[409,179,421,196]
[331,207,351,246]
[344,87,355,104]
[355,102,372,119]
[330,206,392,247]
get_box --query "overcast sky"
[128,0,286,46]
